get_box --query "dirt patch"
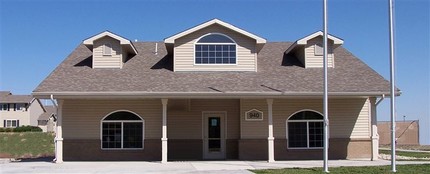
[0,153,12,158]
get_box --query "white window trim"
[193,33,238,66]
[5,119,18,128]
[286,109,324,149]
[100,110,144,150]
[103,43,112,56]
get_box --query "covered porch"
[52,97,380,162]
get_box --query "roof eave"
[32,91,398,99]
[164,19,266,44]
[296,31,344,45]
[83,31,138,55]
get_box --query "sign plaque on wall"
[245,109,263,121]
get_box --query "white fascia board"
[83,31,137,54]
[164,19,266,44]
[32,91,397,100]
[296,31,344,45]
[284,42,298,55]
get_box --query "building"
[37,105,57,132]
[33,19,397,162]
[378,120,419,145]
[0,91,44,128]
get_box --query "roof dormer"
[83,31,137,69]
[285,31,343,68]
[164,19,266,72]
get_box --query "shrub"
[0,126,42,132]
[14,126,42,132]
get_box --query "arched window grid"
[286,109,324,149]
[194,33,237,65]
[100,110,144,150]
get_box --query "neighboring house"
[378,120,419,145]
[0,91,44,128]
[33,19,397,163]
[37,105,56,132]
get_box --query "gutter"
[376,94,386,106]
[32,91,399,99]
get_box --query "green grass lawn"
[380,150,430,159]
[252,164,430,174]
[0,132,55,158]
[380,145,430,151]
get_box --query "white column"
[161,99,168,163]
[55,100,63,163]
[370,98,379,161]
[267,99,275,162]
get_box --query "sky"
[0,0,429,144]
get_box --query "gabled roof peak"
[285,31,344,54]
[296,31,343,45]
[83,30,138,54]
[164,19,266,44]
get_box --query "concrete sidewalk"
[1,159,430,174]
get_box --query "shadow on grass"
[13,156,55,163]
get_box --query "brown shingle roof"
[33,42,392,96]
[0,91,32,103]
[38,105,56,121]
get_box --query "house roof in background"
[38,105,56,121]
[32,41,393,98]
[0,91,32,103]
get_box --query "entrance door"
[203,112,225,159]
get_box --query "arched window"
[287,110,323,148]
[101,111,144,149]
[195,33,236,64]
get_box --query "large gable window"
[195,33,236,64]
[101,111,144,149]
[287,110,323,149]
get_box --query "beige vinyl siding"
[93,37,122,68]
[174,24,257,71]
[240,98,370,139]
[330,98,370,138]
[240,99,268,139]
[304,37,334,68]
[0,109,31,127]
[62,99,240,140]
[29,100,44,126]
[62,99,162,139]
[167,99,240,139]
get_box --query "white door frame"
[202,111,227,159]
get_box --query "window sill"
[287,147,323,150]
[101,148,144,151]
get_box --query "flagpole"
[388,0,397,172]
[323,0,329,172]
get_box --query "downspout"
[376,94,385,106]
[50,94,58,162]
